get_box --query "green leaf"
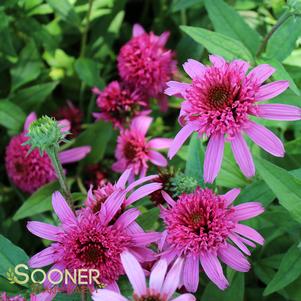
[185,133,204,183]
[264,243,301,295]
[171,0,202,12]
[13,181,60,221]
[137,207,160,230]
[204,0,261,55]
[0,235,28,278]
[266,15,301,61]
[75,58,104,88]
[255,157,301,224]
[0,100,26,134]
[180,25,253,62]
[73,121,112,164]
[46,0,80,26]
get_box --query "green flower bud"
[170,172,198,197]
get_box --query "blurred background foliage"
[1,0,301,300]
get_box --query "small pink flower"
[92,251,195,301]
[5,113,91,193]
[27,191,160,292]
[85,168,162,213]
[92,81,149,129]
[1,292,55,301]
[112,116,172,180]
[118,24,177,111]
[166,55,301,183]
[160,188,264,291]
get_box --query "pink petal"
[106,281,120,293]
[231,59,250,74]
[58,119,71,132]
[126,183,162,205]
[131,116,152,136]
[131,232,161,246]
[233,202,264,221]
[120,251,147,296]
[209,55,226,68]
[218,244,250,272]
[256,104,301,121]
[245,121,284,157]
[92,289,128,301]
[162,257,184,298]
[58,146,91,164]
[148,138,173,150]
[27,221,60,241]
[24,112,37,131]
[116,168,132,189]
[148,150,168,167]
[183,59,206,79]
[200,253,228,290]
[29,247,55,268]
[165,81,190,97]
[231,133,255,178]
[161,191,176,207]
[204,134,225,183]
[157,31,170,47]
[235,224,264,245]
[150,259,168,292]
[44,264,64,288]
[132,23,145,37]
[52,191,75,224]
[172,294,196,301]
[228,233,251,256]
[168,124,197,159]
[33,291,56,301]
[255,80,289,101]
[222,188,241,206]
[114,208,140,228]
[247,64,275,84]
[126,175,158,192]
[183,256,199,293]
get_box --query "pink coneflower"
[85,168,162,213]
[27,190,160,292]
[112,116,172,180]
[92,81,149,128]
[1,292,54,301]
[166,55,301,182]
[160,187,264,291]
[92,251,195,301]
[5,113,91,193]
[118,24,177,111]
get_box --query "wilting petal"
[115,208,140,228]
[148,138,173,150]
[27,221,61,241]
[24,112,37,131]
[255,81,289,101]
[172,294,196,301]
[200,252,228,290]
[183,59,206,79]
[245,121,284,157]
[233,202,264,221]
[168,124,197,159]
[247,64,275,84]
[165,81,190,97]
[231,133,255,178]
[235,224,265,245]
[222,188,241,206]
[132,23,145,37]
[121,251,147,296]
[58,146,91,164]
[126,183,162,205]
[149,151,168,167]
[52,191,76,224]
[257,104,301,121]
[218,244,250,272]
[183,256,199,293]
[92,289,128,301]
[150,259,168,292]
[29,247,55,268]
[209,55,226,68]
[204,134,225,183]
[131,116,152,136]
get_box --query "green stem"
[47,146,73,209]
[80,0,94,58]
[81,290,87,301]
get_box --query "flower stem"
[81,290,87,301]
[47,146,73,209]
[80,0,94,58]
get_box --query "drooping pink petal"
[204,134,225,183]
[168,124,197,159]
[149,259,168,292]
[28,247,55,268]
[126,183,162,205]
[183,256,199,292]
[131,116,152,136]
[165,81,190,97]
[245,121,284,157]
[120,251,147,297]
[27,221,61,241]
[162,257,184,298]
[200,252,229,290]
[24,112,37,131]
[172,294,196,301]
[218,244,250,272]
[161,191,176,207]
[183,59,206,79]
[58,146,91,164]
[247,64,275,84]
[233,202,264,221]
[235,224,265,245]
[131,232,161,246]
[256,104,301,121]
[231,133,255,178]
[148,138,173,150]
[148,150,168,167]
[228,233,251,255]
[255,80,289,101]
[114,208,140,228]
[92,289,128,301]
[222,188,241,206]
[116,168,132,189]
[126,175,158,192]
[52,191,76,224]
[209,54,226,68]
[132,23,145,37]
